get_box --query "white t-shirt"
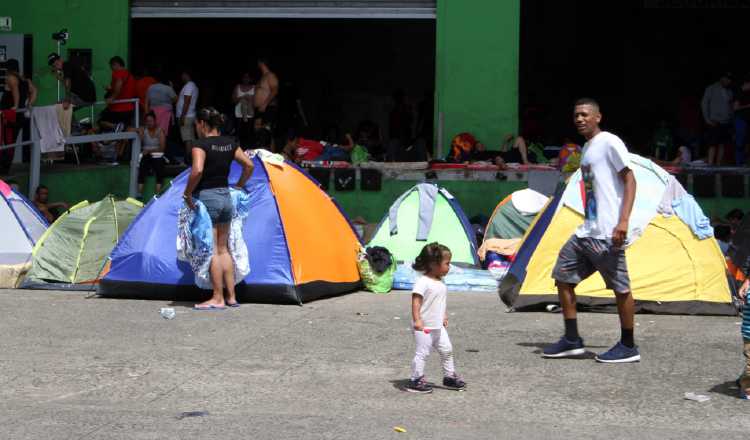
[176,81,198,118]
[575,131,631,241]
[412,275,447,330]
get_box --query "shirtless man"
[254,57,279,130]
[33,185,69,223]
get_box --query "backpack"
[357,246,396,294]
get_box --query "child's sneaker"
[443,374,466,390]
[405,376,433,394]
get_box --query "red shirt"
[135,76,157,110]
[295,138,324,161]
[109,69,136,112]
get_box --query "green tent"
[484,189,549,240]
[21,196,143,290]
[367,183,478,266]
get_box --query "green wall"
[1,0,130,106]
[435,0,520,156]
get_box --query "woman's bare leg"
[216,223,237,305]
[195,227,226,308]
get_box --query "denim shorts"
[198,188,232,224]
[551,235,631,294]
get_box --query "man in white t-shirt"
[176,70,199,162]
[543,98,639,364]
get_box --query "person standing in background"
[233,72,255,148]
[701,72,734,166]
[134,67,157,117]
[145,72,177,135]
[0,59,37,174]
[254,57,279,131]
[733,76,750,166]
[176,69,199,163]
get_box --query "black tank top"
[192,136,239,193]
[0,75,29,110]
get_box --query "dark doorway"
[131,18,435,147]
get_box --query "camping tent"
[484,188,549,240]
[499,155,734,315]
[367,183,478,265]
[21,196,143,290]
[98,154,362,304]
[0,180,48,288]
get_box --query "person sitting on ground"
[727,208,745,234]
[714,224,732,256]
[134,112,166,197]
[281,132,300,162]
[447,132,478,163]
[468,134,534,169]
[33,185,69,223]
[355,120,383,160]
[253,126,274,152]
[494,134,534,167]
[183,107,255,310]
[652,144,693,167]
[650,120,674,161]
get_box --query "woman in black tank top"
[183,107,255,310]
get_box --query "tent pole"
[29,111,41,196]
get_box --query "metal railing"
[0,98,142,197]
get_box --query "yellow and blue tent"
[499,155,734,315]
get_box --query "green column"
[435,0,520,157]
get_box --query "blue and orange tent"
[98,154,362,304]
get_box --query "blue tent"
[98,156,362,304]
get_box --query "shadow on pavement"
[390,379,410,392]
[515,342,598,359]
[710,380,741,399]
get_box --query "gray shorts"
[551,235,631,294]
[198,188,232,225]
[180,117,196,142]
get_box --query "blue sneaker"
[542,336,585,358]
[595,342,641,363]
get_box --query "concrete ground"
[0,289,748,440]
